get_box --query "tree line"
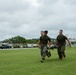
[2,36,38,44]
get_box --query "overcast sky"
[0,0,76,41]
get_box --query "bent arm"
[67,38,71,47]
[37,40,40,47]
[48,40,52,48]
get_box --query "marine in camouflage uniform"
[56,30,71,60]
[38,31,51,63]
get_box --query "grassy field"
[0,47,76,75]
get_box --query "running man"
[56,30,71,60]
[38,30,51,63]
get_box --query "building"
[69,38,76,46]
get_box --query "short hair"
[44,30,48,34]
[60,29,63,32]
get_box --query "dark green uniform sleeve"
[64,36,68,40]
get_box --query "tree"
[12,36,26,44]
[26,39,38,44]
[2,36,26,44]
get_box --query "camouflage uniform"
[39,35,51,60]
[56,35,68,59]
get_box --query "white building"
[69,38,76,46]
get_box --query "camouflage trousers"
[57,45,65,59]
[40,45,48,59]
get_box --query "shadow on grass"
[44,56,75,64]
[45,58,60,63]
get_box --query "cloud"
[0,0,76,41]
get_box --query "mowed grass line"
[0,47,76,75]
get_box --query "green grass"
[0,47,76,75]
